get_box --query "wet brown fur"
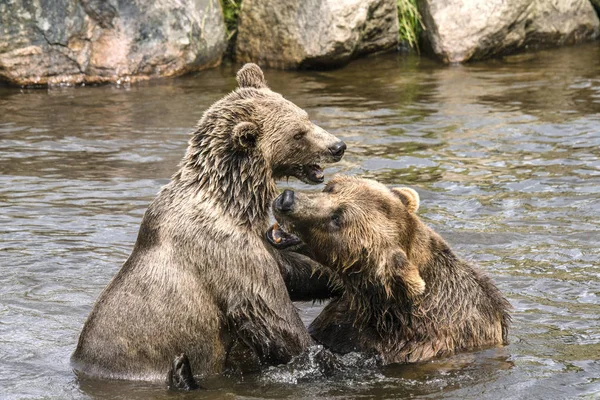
[71,64,342,381]
[274,176,511,364]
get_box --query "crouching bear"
[71,64,345,386]
[267,176,511,364]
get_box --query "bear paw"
[168,353,201,391]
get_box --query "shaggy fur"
[71,64,343,381]
[272,176,511,364]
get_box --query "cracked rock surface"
[0,0,226,86]
[235,0,399,69]
[419,0,600,63]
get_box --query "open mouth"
[275,164,324,184]
[299,164,324,184]
[265,222,302,249]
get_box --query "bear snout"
[274,189,295,213]
[328,141,346,160]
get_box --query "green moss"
[397,0,423,53]
[221,0,242,40]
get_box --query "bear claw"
[168,353,201,391]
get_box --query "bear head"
[229,63,346,184]
[267,175,426,298]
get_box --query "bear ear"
[236,63,268,89]
[377,249,425,299]
[391,187,419,213]
[232,121,260,150]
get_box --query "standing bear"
[71,64,346,382]
[268,176,511,364]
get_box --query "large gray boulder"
[235,0,399,69]
[0,0,226,86]
[419,0,600,63]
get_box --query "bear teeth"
[272,222,283,243]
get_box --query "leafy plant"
[221,0,243,40]
[397,0,424,53]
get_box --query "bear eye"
[330,213,342,229]
[293,131,306,140]
[323,184,335,193]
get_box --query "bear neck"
[341,271,415,336]
[342,234,509,347]
[175,124,277,229]
[341,236,461,338]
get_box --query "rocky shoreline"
[1,0,598,86]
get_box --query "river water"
[1,43,599,399]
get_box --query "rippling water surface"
[1,43,599,399]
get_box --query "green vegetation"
[397,0,424,52]
[221,0,242,40]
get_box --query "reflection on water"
[1,43,600,399]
